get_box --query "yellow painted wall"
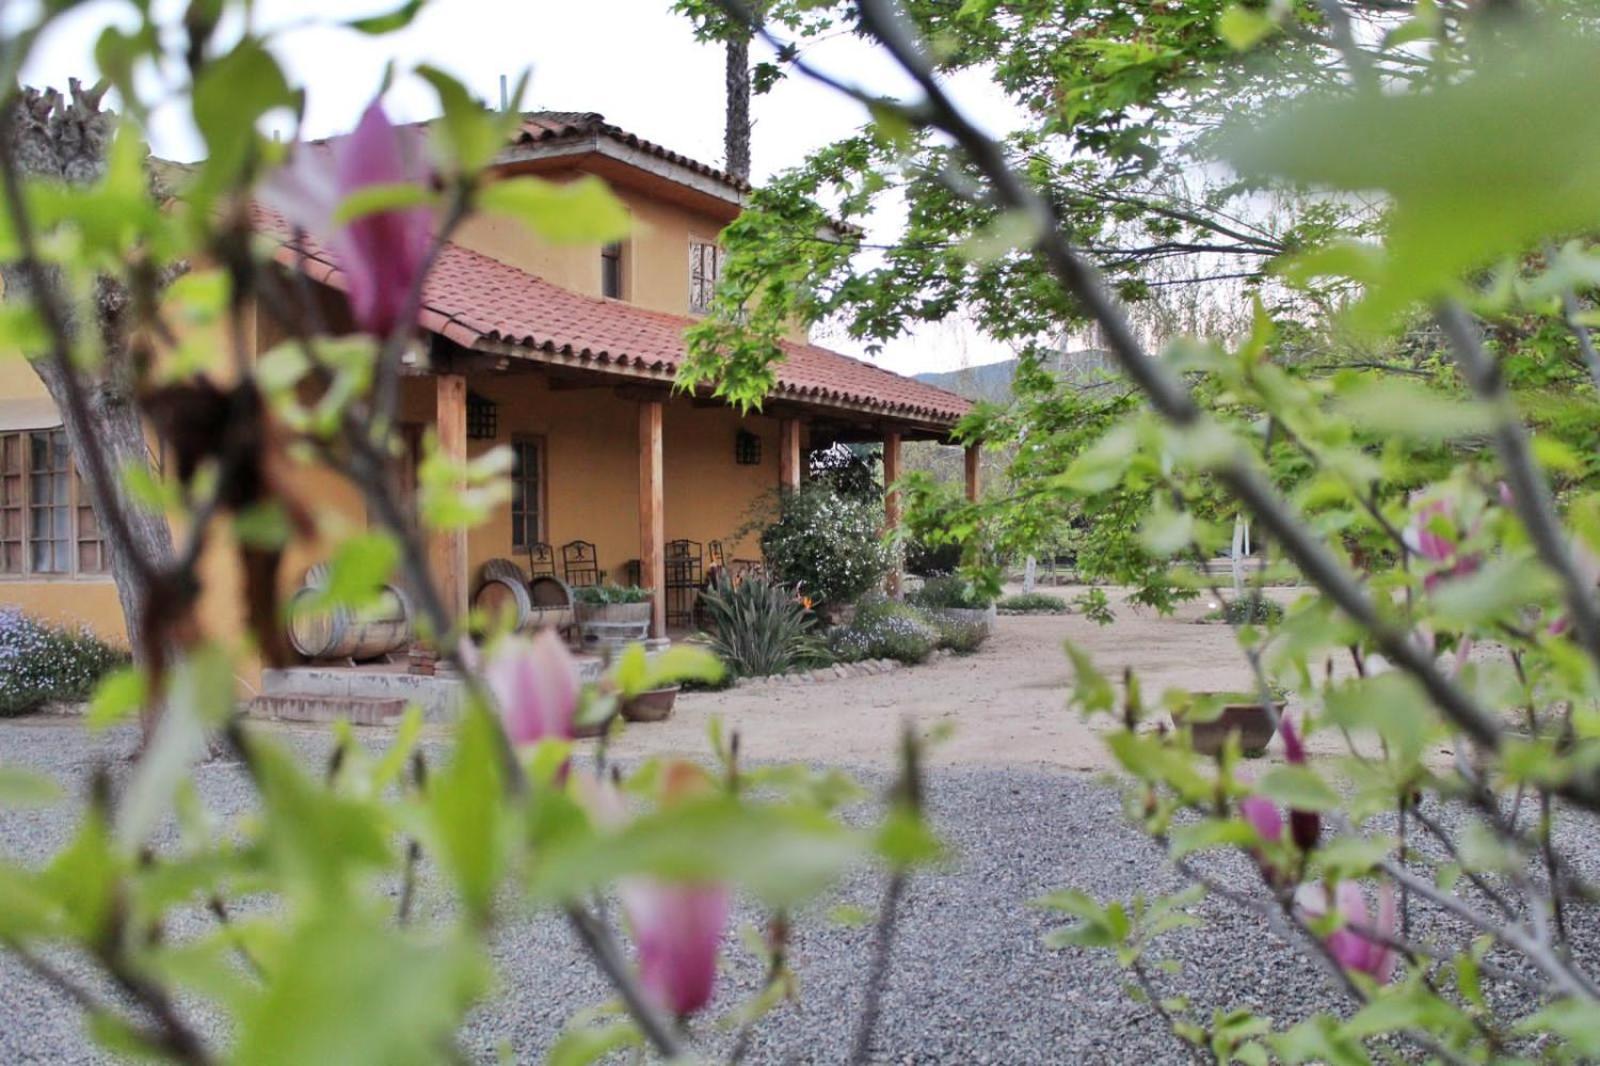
[399,373,781,588]
[455,171,727,319]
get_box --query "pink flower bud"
[483,630,580,746]
[261,99,434,338]
[1295,880,1397,982]
[619,879,731,1017]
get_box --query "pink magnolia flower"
[1402,497,1480,591]
[261,99,434,338]
[1295,880,1398,982]
[620,878,732,1018]
[1239,714,1320,882]
[483,630,580,745]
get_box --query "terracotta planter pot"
[1182,697,1286,758]
[621,685,679,722]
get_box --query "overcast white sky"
[17,0,1020,376]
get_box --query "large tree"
[1,83,176,671]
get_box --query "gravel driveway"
[3,716,1594,1063]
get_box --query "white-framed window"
[0,428,109,579]
[689,239,724,314]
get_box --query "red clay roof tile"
[258,207,971,428]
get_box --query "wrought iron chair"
[523,541,556,578]
[664,539,703,627]
[561,540,601,587]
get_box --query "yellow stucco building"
[0,111,973,683]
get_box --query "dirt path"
[606,587,1306,771]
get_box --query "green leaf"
[1218,5,1275,51]
[1333,379,1493,441]
[1140,505,1195,558]
[479,175,631,245]
[1256,765,1341,812]
[345,0,427,33]
[417,66,514,172]
[332,181,435,225]
[1230,30,1600,325]
[0,766,62,808]
[426,702,508,921]
[1429,555,1560,628]
[1518,998,1600,1056]
[1168,817,1256,858]
[87,667,147,730]
[233,909,487,1066]
[302,533,400,613]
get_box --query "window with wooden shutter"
[75,468,108,574]
[689,239,723,314]
[0,434,23,575]
[510,437,544,551]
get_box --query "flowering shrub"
[922,611,990,654]
[759,483,894,609]
[0,609,128,717]
[828,600,938,664]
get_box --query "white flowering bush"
[760,482,894,608]
[0,608,128,717]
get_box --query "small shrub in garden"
[828,600,938,664]
[759,483,894,609]
[1207,594,1284,626]
[0,609,129,717]
[996,592,1069,614]
[908,574,992,610]
[924,611,989,654]
[698,573,824,677]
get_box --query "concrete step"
[247,694,409,727]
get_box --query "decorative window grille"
[689,240,724,314]
[735,429,761,465]
[466,391,498,440]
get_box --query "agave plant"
[698,573,824,678]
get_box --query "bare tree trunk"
[724,31,752,180]
[2,83,176,670]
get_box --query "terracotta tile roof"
[515,111,751,194]
[257,211,971,428]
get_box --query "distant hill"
[915,349,1115,402]
[914,359,1017,402]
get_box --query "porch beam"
[964,443,981,503]
[883,428,902,597]
[431,373,470,623]
[639,399,666,637]
[779,418,802,492]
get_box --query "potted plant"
[572,584,653,645]
[1173,690,1288,758]
[620,684,680,722]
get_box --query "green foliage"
[758,482,894,608]
[0,610,129,717]
[908,574,992,610]
[996,592,1070,614]
[1209,593,1285,626]
[828,599,939,665]
[698,573,825,677]
[570,583,653,605]
[921,609,991,655]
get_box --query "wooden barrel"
[475,559,533,630]
[527,574,575,631]
[473,559,574,632]
[287,584,413,661]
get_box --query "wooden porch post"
[432,374,469,621]
[639,399,666,637]
[779,417,801,492]
[883,428,902,597]
[964,443,981,503]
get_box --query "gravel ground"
[1,716,1595,1064]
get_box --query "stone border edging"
[732,648,957,688]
